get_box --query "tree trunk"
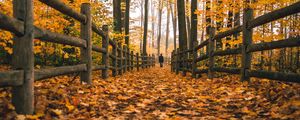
[157,0,163,56]
[151,0,155,50]
[113,0,122,33]
[216,0,222,51]
[170,1,177,50]
[205,0,211,54]
[190,0,197,51]
[140,0,144,53]
[233,0,240,67]
[125,0,130,45]
[226,2,233,49]
[143,0,149,55]
[186,0,191,49]
[165,1,170,56]
[177,0,188,76]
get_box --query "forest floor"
[0,65,300,119]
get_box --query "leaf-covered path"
[1,66,300,119]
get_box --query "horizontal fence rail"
[171,1,300,83]
[0,0,155,114]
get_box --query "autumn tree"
[177,0,188,76]
[170,0,177,50]
[125,0,130,45]
[113,0,122,35]
[190,0,197,51]
[142,0,149,55]
[156,0,163,56]
[150,0,156,52]
[165,0,170,56]
[185,0,191,49]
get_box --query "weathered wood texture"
[11,0,35,114]
[240,8,253,82]
[248,1,300,29]
[248,70,300,83]
[136,53,140,71]
[213,48,242,57]
[92,45,107,53]
[0,13,87,48]
[118,43,123,75]
[131,51,134,70]
[112,44,117,77]
[0,70,24,87]
[212,67,240,74]
[123,45,127,72]
[35,64,87,81]
[80,3,92,84]
[92,65,105,71]
[247,36,300,52]
[192,41,198,78]
[208,27,215,79]
[175,48,180,74]
[101,25,109,79]
[214,25,242,40]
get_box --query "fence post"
[123,45,127,73]
[192,41,198,78]
[181,50,186,76]
[149,55,151,67]
[208,27,216,79]
[171,51,174,72]
[148,54,151,68]
[241,7,253,82]
[11,0,34,114]
[145,54,147,68]
[151,54,153,67]
[149,54,151,68]
[141,54,144,69]
[176,48,180,74]
[145,54,148,68]
[136,53,140,71]
[150,54,152,68]
[127,47,130,70]
[112,42,117,77]
[144,54,147,68]
[131,51,134,70]
[118,43,123,75]
[152,54,155,67]
[101,25,109,79]
[80,3,92,83]
[144,54,146,68]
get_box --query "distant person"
[159,54,164,67]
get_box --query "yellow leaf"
[64,53,69,59]
[25,113,44,120]
[163,99,175,104]
[65,99,75,112]
[117,95,129,100]
[48,47,55,54]
[51,109,62,116]
[4,47,13,54]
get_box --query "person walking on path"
[159,54,164,67]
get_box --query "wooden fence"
[0,0,155,114]
[171,2,300,83]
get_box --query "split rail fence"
[171,2,300,83]
[0,0,155,114]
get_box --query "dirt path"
[1,66,299,119]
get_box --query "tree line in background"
[145,0,299,73]
[0,0,299,73]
